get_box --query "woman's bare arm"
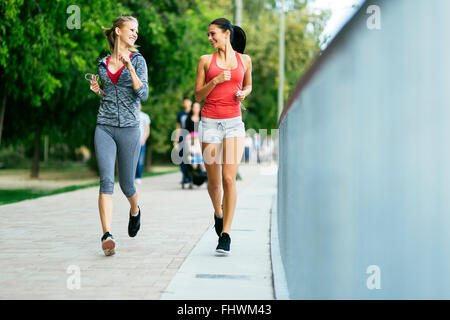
[236,54,252,101]
[195,55,230,102]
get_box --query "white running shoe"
[101,232,116,256]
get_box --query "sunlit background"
[0,0,356,204]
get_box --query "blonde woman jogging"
[89,16,149,256]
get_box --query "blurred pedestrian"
[185,101,201,134]
[135,102,151,184]
[174,98,192,184]
[243,132,253,163]
[254,133,261,163]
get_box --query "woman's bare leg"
[202,142,223,217]
[221,137,245,234]
[98,193,113,234]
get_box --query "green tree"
[1,0,128,177]
[243,0,330,131]
[0,0,23,146]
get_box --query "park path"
[0,164,276,299]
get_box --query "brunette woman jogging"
[195,18,252,254]
[89,16,149,256]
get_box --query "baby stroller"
[182,132,208,189]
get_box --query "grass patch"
[0,184,98,206]
[0,169,178,206]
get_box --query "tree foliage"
[0,0,329,176]
[243,0,330,130]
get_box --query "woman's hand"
[235,90,246,102]
[118,52,133,70]
[213,70,231,85]
[89,76,101,94]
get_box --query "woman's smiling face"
[117,20,138,48]
[208,24,229,49]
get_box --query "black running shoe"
[101,232,116,256]
[128,207,141,237]
[214,213,223,237]
[216,232,231,254]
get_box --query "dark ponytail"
[231,25,246,54]
[209,18,246,54]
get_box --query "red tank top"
[106,53,133,85]
[201,50,245,119]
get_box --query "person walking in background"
[89,16,149,256]
[174,98,192,184]
[183,102,208,189]
[243,132,253,163]
[185,101,201,134]
[254,133,261,163]
[189,132,205,172]
[135,102,151,184]
[195,18,252,254]
[265,134,275,163]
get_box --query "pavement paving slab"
[0,164,276,300]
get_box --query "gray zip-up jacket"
[96,52,149,127]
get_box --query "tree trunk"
[30,129,41,179]
[43,135,49,162]
[0,85,6,145]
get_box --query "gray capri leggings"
[94,124,141,197]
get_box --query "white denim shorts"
[198,116,246,144]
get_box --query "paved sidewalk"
[161,168,277,300]
[0,164,276,299]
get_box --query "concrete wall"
[277,0,450,299]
